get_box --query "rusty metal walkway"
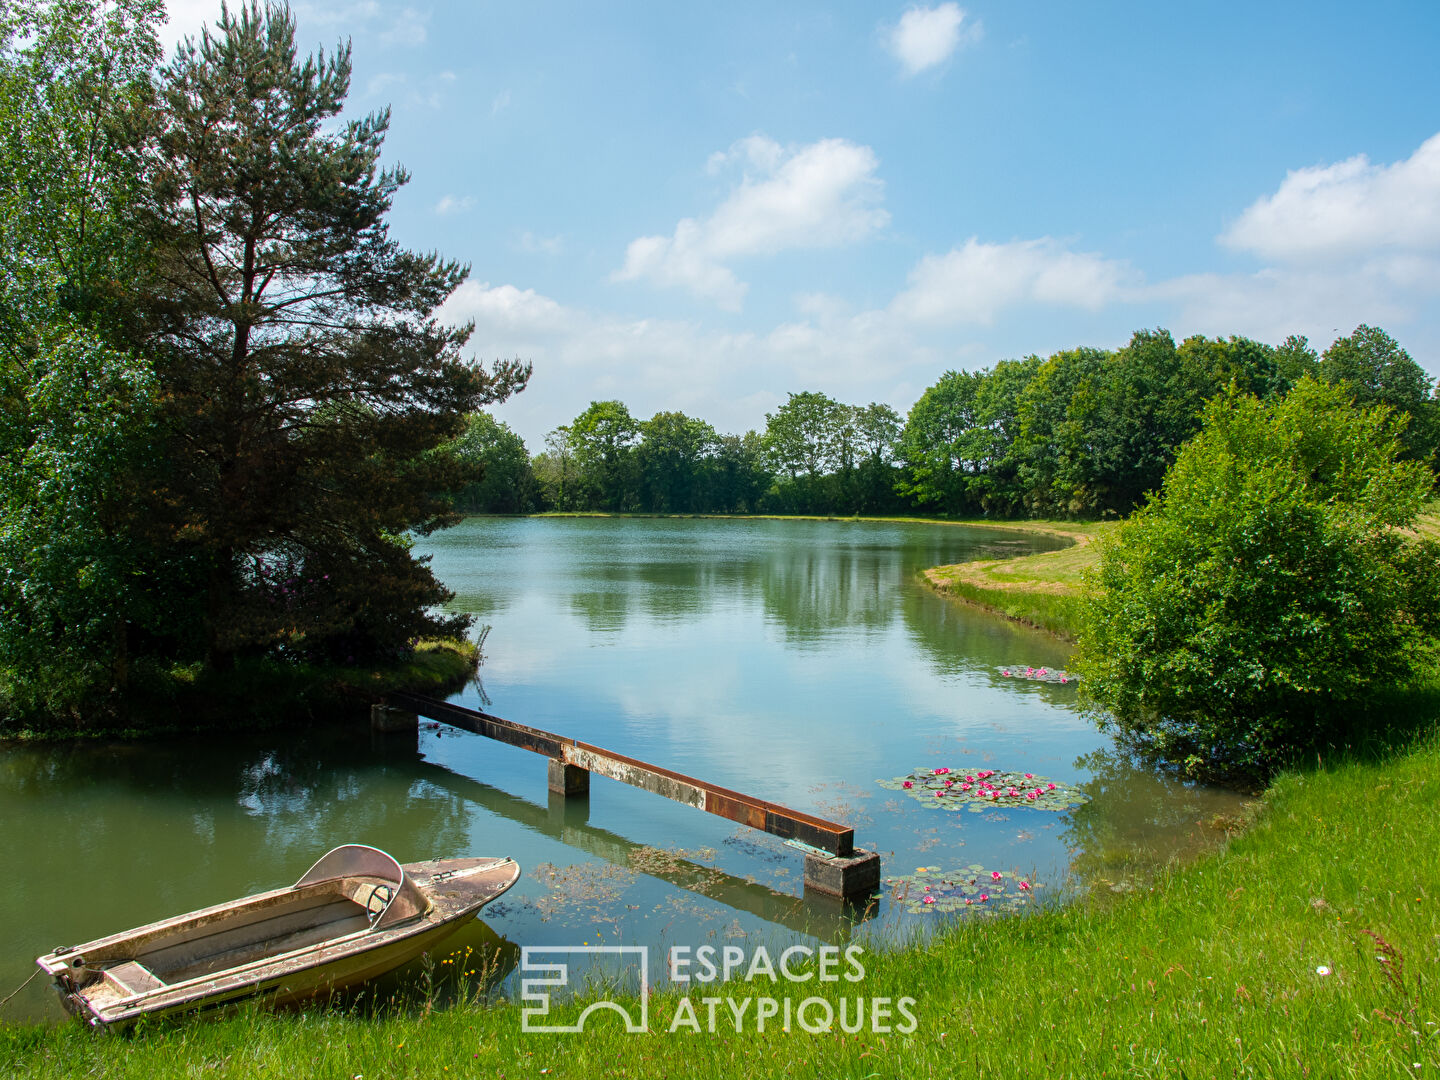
[380,691,880,901]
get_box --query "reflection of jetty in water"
[404,751,878,940]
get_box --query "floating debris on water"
[885,865,1041,915]
[998,664,1076,683]
[877,768,1090,813]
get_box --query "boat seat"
[104,961,166,997]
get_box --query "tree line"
[453,325,1438,519]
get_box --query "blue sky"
[165,1,1440,449]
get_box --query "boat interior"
[51,846,427,1000]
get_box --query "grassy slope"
[3,731,1436,1078]
[927,503,1440,641]
[922,520,1113,640]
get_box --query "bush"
[1075,377,1440,779]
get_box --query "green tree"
[1320,325,1438,465]
[132,3,528,666]
[0,0,192,721]
[710,431,771,513]
[450,411,536,513]
[1274,333,1319,390]
[636,410,718,512]
[762,391,848,513]
[1076,377,1440,779]
[1013,346,1111,515]
[568,400,639,510]
[533,426,577,510]
[854,402,903,514]
[896,371,982,514]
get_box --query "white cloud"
[518,231,565,255]
[1222,132,1440,262]
[492,89,511,116]
[380,7,429,47]
[890,238,1133,325]
[434,194,474,215]
[439,279,937,447]
[1152,264,1424,347]
[886,3,981,76]
[614,136,889,310]
[441,281,569,335]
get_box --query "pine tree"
[133,2,528,666]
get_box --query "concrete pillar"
[371,704,419,733]
[803,849,881,902]
[548,758,591,798]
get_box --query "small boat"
[35,844,520,1028]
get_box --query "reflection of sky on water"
[1,518,1248,1020]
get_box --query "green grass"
[922,520,1114,640]
[4,726,1437,1078]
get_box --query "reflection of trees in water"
[1060,748,1255,893]
[895,581,1073,681]
[538,519,1069,640]
[2,727,474,957]
[759,547,898,641]
[564,555,744,631]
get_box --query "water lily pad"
[884,865,1041,916]
[997,664,1076,684]
[877,767,1090,812]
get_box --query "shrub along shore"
[3,516,1436,1077]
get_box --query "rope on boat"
[0,967,42,1011]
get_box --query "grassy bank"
[921,520,1112,640]
[4,721,1436,1078]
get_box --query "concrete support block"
[371,705,419,733]
[548,758,591,798]
[803,849,881,901]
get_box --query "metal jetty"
[378,691,881,902]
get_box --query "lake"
[0,516,1246,1019]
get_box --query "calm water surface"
[1,517,1247,1018]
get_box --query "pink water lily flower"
[921,895,936,905]
[978,894,989,902]
[934,767,951,775]
[1002,670,1011,677]
[1024,773,1034,779]
[964,898,973,905]
[902,781,913,789]
[1060,676,1068,683]
[966,775,975,782]
[944,779,954,787]
[1018,880,1031,890]
[1026,792,1038,800]
[991,871,1002,881]
[935,791,944,798]
[960,783,972,791]
[1046,783,1056,790]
